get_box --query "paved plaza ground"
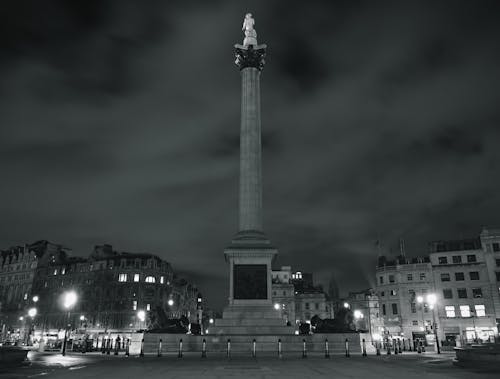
[1,351,498,379]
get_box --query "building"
[429,236,497,344]
[0,242,199,345]
[271,267,333,327]
[376,255,433,343]
[375,227,500,346]
[344,289,383,338]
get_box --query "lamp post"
[426,293,440,354]
[27,308,37,346]
[470,310,478,343]
[61,291,77,356]
[137,310,146,330]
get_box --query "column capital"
[234,44,266,71]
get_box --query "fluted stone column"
[235,44,266,237]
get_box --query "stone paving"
[1,351,499,379]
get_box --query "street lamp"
[426,293,440,354]
[137,310,146,330]
[61,291,77,356]
[32,296,39,303]
[274,303,281,310]
[343,302,350,309]
[168,299,174,307]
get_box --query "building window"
[452,255,462,264]
[440,273,450,282]
[132,301,137,310]
[457,288,468,298]
[472,288,483,298]
[134,274,140,282]
[305,303,310,310]
[283,291,287,296]
[459,305,470,317]
[61,267,66,275]
[53,269,58,276]
[445,306,456,318]
[392,303,398,315]
[496,272,500,281]
[160,276,164,284]
[118,273,127,282]
[380,291,385,297]
[496,259,500,267]
[146,304,151,311]
[443,289,453,299]
[438,256,448,264]
[492,243,500,252]
[475,304,485,317]
[390,290,397,296]
[469,272,479,280]
[455,272,465,281]
[379,276,384,284]
[24,293,28,300]
[411,303,416,313]
[412,320,418,326]
[315,303,319,310]
[389,275,395,283]
[420,273,426,280]
[407,274,413,281]
[467,254,477,263]
[423,304,429,313]
[408,289,415,298]
[382,304,386,315]
[273,291,277,296]
[145,276,156,283]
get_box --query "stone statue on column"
[242,13,258,46]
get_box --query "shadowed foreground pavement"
[2,351,499,379]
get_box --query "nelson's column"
[213,14,292,335]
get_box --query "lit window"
[460,305,470,317]
[390,290,397,296]
[118,273,127,282]
[61,267,66,275]
[160,276,164,284]
[132,300,137,310]
[438,257,448,264]
[420,273,426,280]
[146,304,151,311]
[53,269,58,276]
[475,304,485,317]
[23,293,28,300]
[445,306,455,317]
[134,274,140,282]
[145,276,155,283]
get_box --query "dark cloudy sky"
[1,0,500,309]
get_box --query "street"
[1,351,499,379]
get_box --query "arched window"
[145,276,156,283]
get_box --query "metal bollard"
[140,338,144,357]
[408,339,412,352]
[114,337,119,355]
[201,338,207,358]
[421,340,426,353]
[227,339,231,359]
[362,338,367,357]
[157,338,162,357]
[387,339,391,355]
[101,337,106,354]
[325,338,330,358]
[376,341,381,356]
[393,339,398,355]
[252,339,256,358]
[345,338,350,357]
[403,339,407,351]
[417,339,421,353]
[106,337,111,355]
[178,339,183,358]
[125,338,130,357]
[398,339,402,354]
[302,339,307,358]
[278,339,283,359]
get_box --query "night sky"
[1,1,500,310]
